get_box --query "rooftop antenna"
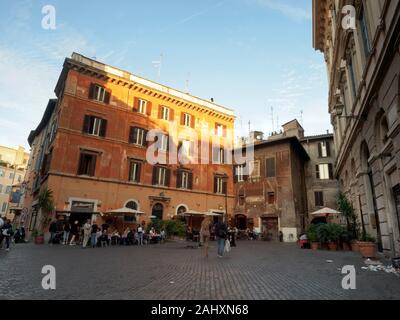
[271,106,274,133]
[152,53,163,79]
[276,115,279,132]
[248,120,251,134]
[185,72,191,93]
[300,110,304,126]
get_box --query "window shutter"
[83,115,91,133]
[99,119,107,137]
[89,84,95,100]
[146,101,152,116]
[328,163,333,179]
[214,176,218,193]
[176,170,182,188]
[316,165,320,179]
[233,166,238,183]
[78,154,85,175]
[165,168,171,187]
[143,130,149,147]
[128,160,133,181]
[180,113,185,125]
[104,90,111,104]
[89,155,96,176]
[320,192,324,206]
[158,105,163,119]
[133,97,139,112]
[326,141,331,157]
[318,143,322,157]
[152,166,157,185]
[135,163,141,182]
[314,192,319,206]
[188,172,193,190]
[169,108,174,121]
[222,179,227,194]
[190,115,195,128]
[129,127,136,144]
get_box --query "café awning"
[102,208,145,216]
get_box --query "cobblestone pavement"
[1,240,399,300]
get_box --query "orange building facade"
[24,53,235,233]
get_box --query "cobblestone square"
[1,241,399,300]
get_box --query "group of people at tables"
[186,224,258,244]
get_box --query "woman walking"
[200,216,212,258]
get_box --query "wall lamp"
[334,103,367,120]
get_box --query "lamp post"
[334,103,366,120]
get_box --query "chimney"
[211,98,214,102]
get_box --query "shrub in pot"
[358,233,376,258]
[316,224,329,249]
[306,224,319,250]
[32,229,44,245]
[326,224,344,251]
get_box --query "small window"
[215,124,225,137]
[177,170,193,189]
[129,127,147,147]
[213,147,225,164]
[89,84,110,103]
[214,176,227,194]
[316,164,333,180]
[83,116,107,137]
[159,135,169,152]
[318,141,330,158]
[138,99,147,114]
[152,167,170,187]
[182,113,191,127]
[266,158,276,178]
[160,106,170,120]
[125,201,138,210]
[78,152,97,176]
[128,160,141,183]
[267,192,275,205]
[315,191,324,207]
[235,165,245,182]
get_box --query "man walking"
[1,219,13,251]
[82,219,92,248]
[137,224,144,245]
[48,219,58,245]
[215,220,228,258]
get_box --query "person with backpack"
[2,219,13,251]
[214,220,228,258]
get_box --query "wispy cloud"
[252,0,311,22]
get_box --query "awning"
[310,207,341,217]
[179,210,205,217]
[102,208,145,217]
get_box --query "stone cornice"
[62,53,235,122]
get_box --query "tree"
[336,192,358,239]
[38,187,55,229]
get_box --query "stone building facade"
[313,0,400,256]
[23,53,236,234]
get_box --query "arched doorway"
[152,203,163,220]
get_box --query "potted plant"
[340,230,352,251]
[358,233,376,258]
[306,224,319,250]
[326,224,343,251]
[32,229,45,244]
[316,224,329,250]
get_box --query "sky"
[0,0,330,150]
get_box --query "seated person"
[99,230,109,247]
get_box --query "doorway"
[152,203,163,220]
[261,217,279,241]
[235,214,247,230]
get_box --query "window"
[182,113,192,127]
[235,165,245,182]
[5,186,11,194]
[214,175,227,194]
[177,170,193,189]
[152,166,170,187]
[159,134,169,152]
[213,147,225,164]
[215,124,225,137]
[267,192,275,205]
[128,160,141,183]
[359,6,371,59]
[78,152,97,176]
[315,191,324,207]
[316,164,333,180]
[160,106,170,120]
[9,172,14,179]
[0,169,4,177]
[89,84,110,103]
[83,116,107,137]
[129,127,147,147]
[266,158,276,178]
[318,141,330,158]
[138,99,147,114]
[125,201,138,210]
[1,202,6,212]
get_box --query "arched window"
[125,200,138,210]
[177,205,187,215]
[375,110,389,148]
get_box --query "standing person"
[90,222,98,248]
[69,220,79,245]
[63,220,71,245]
[215,220,228,258]
[48,219,58,245]
[82,219,91,248]
[2,219,13,251]
[200,216,212,258]
[228,225,237,247]
[137,224,144,245]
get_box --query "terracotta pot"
[311,242,319,250]
[321,243,329,250]
[328,242,338,251]
[358,241,376,258]
[34,236,44,245]
[342,242,351,251]
[351,241,359,252]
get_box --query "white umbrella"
[179,210,205,216]
[103,208,145,216]
[310,207,341,217]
